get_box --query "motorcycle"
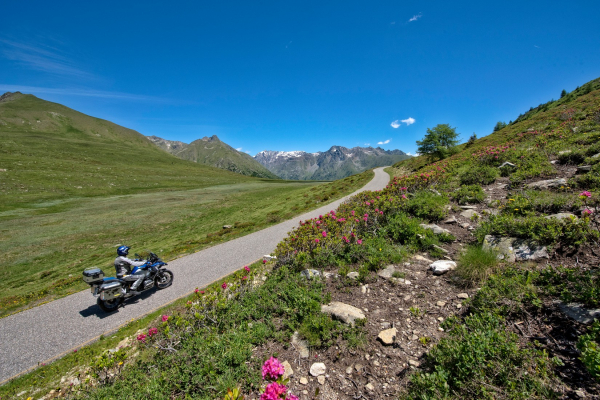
[83,252,174,312]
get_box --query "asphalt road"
[0,167,390,384]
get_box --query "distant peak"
[201,135,220,142]
[0,91,23,103]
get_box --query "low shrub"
[537,265,600,307]
[577,320,600,381]
[452,184,485,205]
[475,213,597,248]
[406,190,449,221]
[456,245,499,287]
[501,191,579,216]
[404,313,557,399]
[459,165,498,185]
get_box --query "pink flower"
[222,282,228,289]
[375,208,379,212]
[401,194,407,199]
[315,238,320,243]
[161,315,169,322]
[584,208,594,215]
[262,357,285,380]
[363,217,368,221]
[242,276,248,280]
[351,210,355,216]
[357,239,363,245]
[200,290,205,294]
[380,211,383,215]
[244,265,251,272]
[263,259,267,264]
[580,191,592,198]
[287,395,299,400]
[148,327,158,336]
[194,288,199,293]
[365,201,370,206]
[322,231,327,238]
[137,334,147,343]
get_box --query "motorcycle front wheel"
[97,297,123,313]
[155,269,174,289]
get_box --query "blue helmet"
[117,245,130,256]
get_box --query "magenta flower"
[194,288,199,293]
[580,191,592,198]
[315,238,320,243]
[363,217,368,221]
[287,395,299,400]
[380,211,383,215]
[137,334,147,343]
[148,327,158,336]
[262,357,285,380]
[357,239,363,245]
[222,282,228,290]
[584,208,594,215]
[365,201,370,206]
[322,231,327,238]
[242,275,248,280]
[260,382,288,400]
[244,265,251,272]
[161,315,169,322]
[401,194,407,199]
[351,210,355,216]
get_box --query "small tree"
[465,133,477,148]
[493,121,507,132]
[416,124,459,161]
[561,89,567,98]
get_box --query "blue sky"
[1,1,599,155]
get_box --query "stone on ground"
[545,213,577,221]
[419,223,451,235]
[429,260,457,275]
[292,331,310,358]
[460,209,480,219]
[558,303,600,324]
[483,235,549,262]
[300,269,321,279]
[310,362,326,376]
[321,301,366,326]
[377,328,397,345]
[527,178,567,189]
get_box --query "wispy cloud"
[364,143,370,146]
[391,117,415,128]
[0,38,94,80]
[408,13,422,22]
[236,147,243,151]
[378,139,391,145]
[0,84,167,103]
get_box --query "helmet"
[117,245,130,256]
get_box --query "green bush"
[459,165,498,185]
[405,313,557,399]
[406,190,449,221]
[501,191,578,217]
[537,266,600,307]
[475,214,597,248]
[452,184,485,205]
[572,171,600,189]
[339,236,404,272]
[577,320,600,381]
[456,245,499,287]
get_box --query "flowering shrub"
[258,357,298,400]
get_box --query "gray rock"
[545,213,577,221]
[420,223,450,235]
[321,301,366,326]
[282,360,294,379]
[377,264,398,279]
[498,162,516,169]
[459,222,471,229]
[527,178,568,189]
[378,328,398,345]
[443,215,457,224]
[482,235,549,262]
[365,382,375,392]
[317,375,326,385]
[436,301,446,307]
[299,377,308,385]
[222,225,233,229]
[460,209,480,219]
[310,362,326,376]
[292,331,310,358]
[432,244,449,254]
[346,366,353,374]
[412,255,433,263]
[457,293,469,299]
[408,359,420,367]
[380,321,391,329]
[459,205,477,210]
[593,153,600,159]
[301,269,321,279]
[558,303,600,324]
[429,260,457,275]
[347,271,359,280]
[577,165,592,173]
[558,150,572,155]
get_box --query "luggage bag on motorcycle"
[82,267,104,284]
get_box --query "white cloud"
[0,84,166,102]
[236,147,243,151]
[409,13,422,22]
[391,117,415,128]
[364,143,370,146]
[378,139,391,145]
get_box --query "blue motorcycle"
[83,252,173,312]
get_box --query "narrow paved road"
[0,168,390,384]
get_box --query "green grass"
[456,245,500,286]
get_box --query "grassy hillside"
[0,92,253,212]
[148,135,280,179]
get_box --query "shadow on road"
[79,288,158,318]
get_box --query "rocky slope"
[147,135,279,179]
[255,146,410,180]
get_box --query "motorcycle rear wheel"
[97,297,123,312]
[155,269,174,289]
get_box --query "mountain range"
[147,135,279,179]
[254,146,410,180]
